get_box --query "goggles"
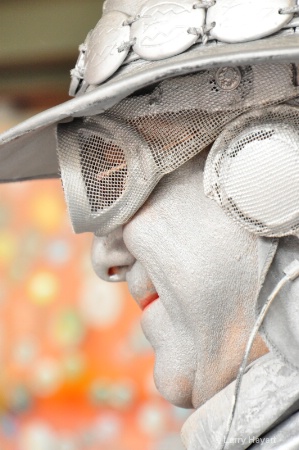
[204,105,299,237]
[56,64,299,235]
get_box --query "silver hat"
[1,0,299,183]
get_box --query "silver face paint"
[92,152,269,408]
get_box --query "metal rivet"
[215,67,242,91]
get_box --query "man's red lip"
[140,293,159,311]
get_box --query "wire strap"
[280,6,299,14]
[118,38,137,53]
[193,0,216,8]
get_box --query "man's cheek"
[141,299,197,408]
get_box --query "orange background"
[0,1,190,442]
[0,174,189,449]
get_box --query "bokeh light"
[0,176,189,449]
[0,0,191,444]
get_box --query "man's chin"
[153,360,194,409]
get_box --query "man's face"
[92,151,268,409]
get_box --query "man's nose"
[91,227,135,282]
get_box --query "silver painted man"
[1,0,299,448]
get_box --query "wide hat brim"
[1,32,299,183]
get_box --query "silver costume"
[1,1,299,448]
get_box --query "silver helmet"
[1,0,299,185]
[1,0,299,238]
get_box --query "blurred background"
[0,1,190,449]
